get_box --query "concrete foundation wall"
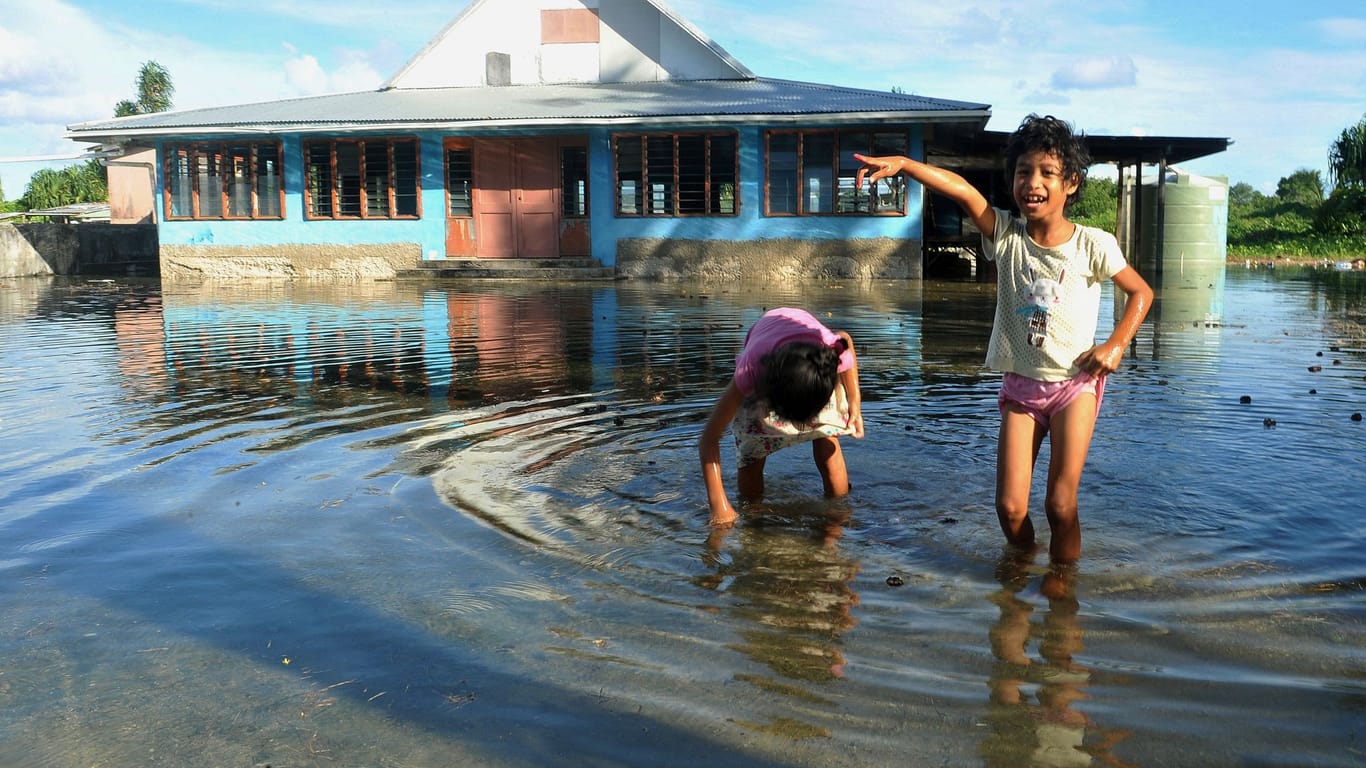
[1,223,70,276]
[1,223,158,277]
[615,237,923,281]
[160,242,423,280]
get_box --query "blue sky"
[2,0,1364,199]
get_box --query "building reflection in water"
[151,286,613,410]
[440,291,596,404]
[113,293,168,389]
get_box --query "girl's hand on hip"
[1075,342,1124,375]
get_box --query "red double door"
[446,137,570,259]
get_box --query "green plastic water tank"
[1135,171,1229,323]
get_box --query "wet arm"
[1076,266,1154,375]
[836,331,864,438]
[699,380,745,527]
[854,153,996,235]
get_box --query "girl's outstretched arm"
[699,380,745,527]
[854,153,997,236]
[1075,266,1154,375]
[836,331,864,439]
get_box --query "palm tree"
[21,163,108,211]
[24,168,71,210]
[1328,115,1366,190]
[114,61,174,116]
[135,61,174,113]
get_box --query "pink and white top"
[732,307,853,396]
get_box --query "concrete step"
[395,258,618,281]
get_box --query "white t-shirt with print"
[981,207,1129,382]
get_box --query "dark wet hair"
[1005,114,1090,207]
[761,341,842,423]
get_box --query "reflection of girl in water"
[982,560,1130,767]
[698,505,860,685]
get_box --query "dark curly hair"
[1005,114,1090,208]
[761,341,842,423]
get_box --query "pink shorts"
[998,372,1105,427]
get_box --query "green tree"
[1275,168,1324,207]
[20,162,107,211]
[114,60,174,116]
[1229,182,1264,207]
[1315,186,1366,235]
[1070,175,1117,232]
[1328,115,1365,190]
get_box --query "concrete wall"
[107,146,158,224]
[0,223,158,278]
[615,237,922,280]
[160,242,422,280]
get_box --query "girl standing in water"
[856,114,1152,563]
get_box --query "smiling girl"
[855,114,1152,563]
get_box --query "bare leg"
[1043,393,1099,564]
[811,436,850,497]
[737,457,766,503]
[996,406,1047,549]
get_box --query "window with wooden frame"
[765,129,909,216]
[164,141,283,220]
[561,145,588,217]
[445,145,473,217]
[304,137,420,220]
[613,132,737,217]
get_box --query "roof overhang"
[930,129,1232,169]
[65,78,991,145]
[67,112,990,144]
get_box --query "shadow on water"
[5,509,803,768]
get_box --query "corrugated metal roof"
[21,202,111,222]
[66,78,990,141]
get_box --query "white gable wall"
[599,0,659,82]
[653,5,744,79]
[386,0,748,89]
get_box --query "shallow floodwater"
[0,270,1361,767]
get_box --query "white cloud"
[1312,16,1366,44]
[1050,57,1138,90]
[0,0,408,193]
[282,53,383,96]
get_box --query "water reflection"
[112,293,167,384]
[2,272,1363,767]
[701,503,860,687]
[441,291,595,403]
[982,558,1130,768]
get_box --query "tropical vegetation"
[1070,114,1366,261]
[114,61,175,117]
[1,61,174,215]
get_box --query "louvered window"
[304,138,421,220]
[765,129,909,216]
[613,132,738,217]
[165,141,283,220]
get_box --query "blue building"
[65,0,1226,282]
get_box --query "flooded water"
[0,269,1362,767]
